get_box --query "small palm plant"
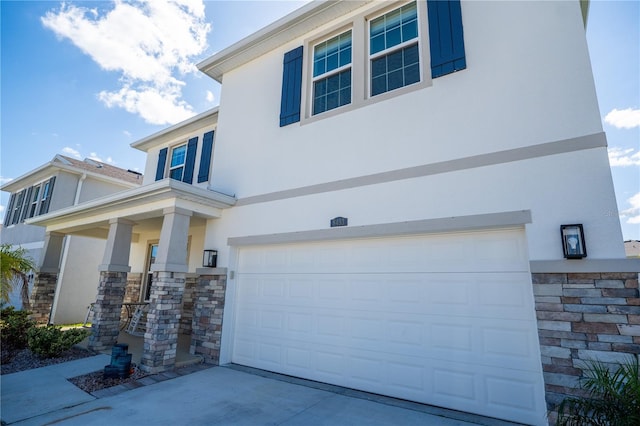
[0,244,36,310]
[556,356,640,425]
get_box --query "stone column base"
[88,271,128,352]
[140,271,185,373]
[29,272,58,324]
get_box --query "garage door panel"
[232,230,546,424]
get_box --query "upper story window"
[312,30,352,115]
[169,144,187,181]
[154,130,215,184]
[38,180,51,216]
[3,176,56,227]
[369,2,420,96]
[279,0,466,127]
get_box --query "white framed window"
[28,185,41,218]
[312,30,352,115]
[369,2,420,96]
[169,144,187,181]
[38,180,51,215]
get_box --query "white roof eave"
[197,0,372,82]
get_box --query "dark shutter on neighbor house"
[11,189,26,225]
[4,193,16,226]
[428,0,466,78]
[182,137,198,184]
[40,177,56,215]
[20,187,33,222]
[198,131,214,183]
[279,46,304,127]
[156,147,168,181]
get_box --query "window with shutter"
[182,137,198,184]
[156,148,168,181]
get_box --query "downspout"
[50,174,86,323]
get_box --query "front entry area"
[231,228,546,424]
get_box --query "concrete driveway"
[1,356,515,426]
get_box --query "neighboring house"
[27,1,639,424]
[0,155,142,323]
[625,240,640,258]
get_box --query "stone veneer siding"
[29,272,58,324]
[179,274,197,334]
[88,271,128,352]
[141,271,185,373]
[532,272,640,422]
[190,272,227,364]
[124,273,143,303]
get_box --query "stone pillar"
[29,272,58,324]
[141,271,186,373]
[191,269,227,364]
[88,218,134,352]
[30,232,65,324]
[88,271,128,351]
[141,207,192,373]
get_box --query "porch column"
[30,232,64,324]
[88,218,134,352]
[141,207,192,373]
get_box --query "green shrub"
[556,356,640,426]
[0,306,35,350]
[27,325,90,358]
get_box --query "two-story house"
[0,155,142,323]
[27,1,639,424]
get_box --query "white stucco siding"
[78,178,137,203]
[210,0,603,201]
[49,172,78,212]
[51,236,105,324]
[206,146,624,262]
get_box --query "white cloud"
[620,192,640,225]
[608,147,640,167]
[123,130,132,137]
[88,152,102,162]
[0,205,4,215]
[604,108,640,129]
[62,146,82,159]
[0,177,13,185]
[42,1,211,125]
[206,90,215,103]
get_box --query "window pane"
[370,43,420,97]
[314,30,352,77]
[369,2,418,54]
[170,167,183,180]
[170,145,186,167]
[313,69,351,115]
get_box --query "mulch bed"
[1,346,148,394]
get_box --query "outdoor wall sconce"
[203,249,218,267]
[560,224,587,259]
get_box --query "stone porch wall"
[124,273,143,303]
[191,270,227,364]
[532,272,640,422]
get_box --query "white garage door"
[232,228,546,424]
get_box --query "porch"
[78,331,202,367]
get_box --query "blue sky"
[1,0,639,241]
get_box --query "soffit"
[197,0,372,83]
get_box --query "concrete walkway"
[1,356,515,426]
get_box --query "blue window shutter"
[428,0,466,78]
[198,131,214,183]
[182,137,198,184]
[156,148,168,181]
[4,193,15,226]
[279,46,303,127]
